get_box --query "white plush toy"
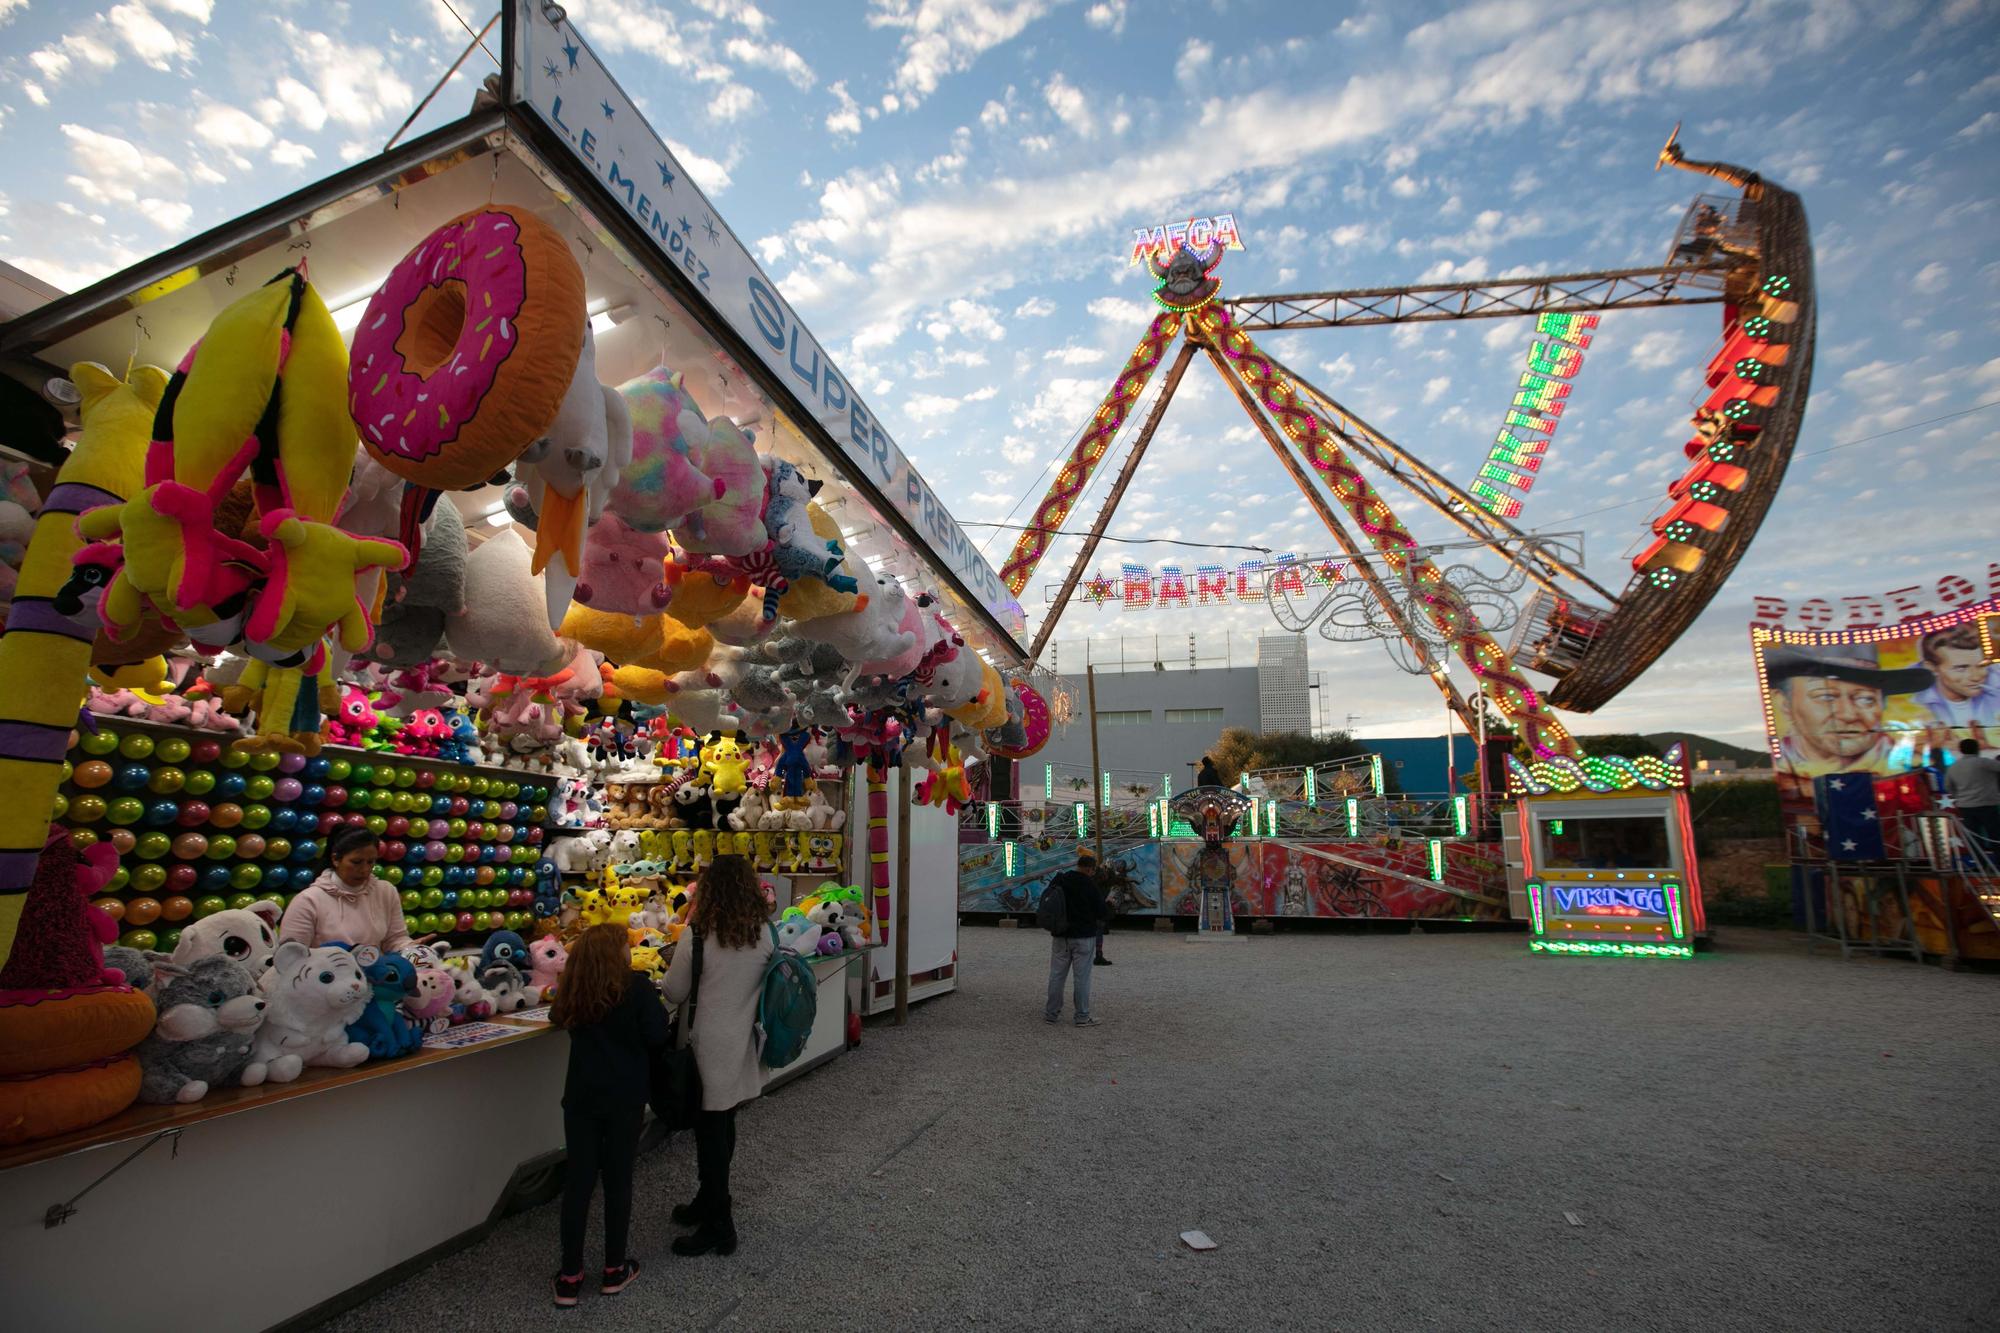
[244,942,371,1084]
[552,828,612,876]
[728,789,766,832]
[445,528,569,675]
[173,900,283,992]
[804,787,846,831]
[802,572,918,676]
[609,829,645,866]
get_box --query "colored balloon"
[172,832,210,860]
[200,867,233,893]
[161,895,194,923]
[366,814,389,835]
[326,758,352,781]
[69,794,107,824]
[382,865,404,885]
[176,800,212,828]
[210,802,243,829]
[73,760,114,789]
[220,747,249,769]
[277,752,307,774]
[231,864,264,890]
[263,837,293,862]
[144,800,180,827]
[204,834,237,860]
[113,763,151,791]
[105,866,128,892]
[155,736,191,764]
[118,733,155,760]
[106,798,145,826]
[273,778,302,803]
[235,833,267,859]
[240,804,271,830]
[181,768,215,797]
[79,730,120,756]
[351,764,374,785]
[248,751,281,772]
[119,929,159,951]
[94,896,125,922]
[125,895,162,924]
[195,895,228,917]
[215,772,246,799]
[322,784,348,808]
[190,739,223,764]
[244,775,275,801]
[167,864,199,892]
[106,828,137,855]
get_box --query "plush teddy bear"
[244,942,371,1084]
[134,955,268,1103]
[346,947,423,1060]
[608,830,646,867]
[402,965,455,1034]
[174,900,282,988]
[527,935,567,1001]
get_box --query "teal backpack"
[758,923,819,1069]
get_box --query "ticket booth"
[1505,748,1706,959]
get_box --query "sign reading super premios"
[511,3,1020,634]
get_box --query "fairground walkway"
[323,925,1997,1331]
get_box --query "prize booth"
[1504,746,1706,959]
[0,6,1026,1328]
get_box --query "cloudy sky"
[2,0,1996,748]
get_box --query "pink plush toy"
[673,418,766,557]
[607,366,722,532]
[572,512,673,616]
[325,686,381,747]
[527,935,567,1000]
[402,966,455,1033]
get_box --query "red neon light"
[1584,904,1645,917]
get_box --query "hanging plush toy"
[445,528,568,675]
[368,499,467,667]
[672,416,765,556]
[607,366,722,532]
[505,323,633,629]
[79,268,404,661]
[349,205,586,494]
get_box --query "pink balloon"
[425,841,447,862]
[277,753,307,774]
[273,778,302,803]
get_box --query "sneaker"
[600,1259,640,1295]
[554,1272,582,1308]
[1095,956,1113,965]
[1075,1016,1101,1027]
[1043,1013,1059,1024]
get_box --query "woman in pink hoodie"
[279,827,413,953]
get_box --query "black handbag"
[648,934,702,1131]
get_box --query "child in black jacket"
[550,924,670,1306]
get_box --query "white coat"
[663,927,773,1111]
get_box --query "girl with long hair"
[661,853,773,1257]
[549,923,669,1306]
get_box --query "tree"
[1211,728,1378,783]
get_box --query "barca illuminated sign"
[1468,311,1598,519]
[1128,213,1246,265]
[1057,553,1347,610]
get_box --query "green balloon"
[107,797,145,826]
[136,832,172,860]
[240,804,271,830]
[183,770,216,795]
[230,864,264,890]
[395,767,416,788]
[80,730,120,756]
[220,748,249,770]
[400,890,420,911]
[155,736,191,764]
[351,763,375,785]
[366,815,389,835]
[194,896,229,918]
[326,758,353,781]
[118,733,155,760]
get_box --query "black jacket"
[561,973,670,1110]
[1049,869,1106,938]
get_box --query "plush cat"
[244,942,371,1084]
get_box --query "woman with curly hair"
[549,923,669,1306]
[662,853,773,1256]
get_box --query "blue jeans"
[1045,936,1095,1022]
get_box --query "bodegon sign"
[1751,566,2000,631]
[509,3,1019,632]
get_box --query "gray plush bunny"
[135,955,269,1104]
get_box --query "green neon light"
[1452,795,1470,838]
[1305,769,1318,807]
[1530,940,1693,959]
[1664,881,1686,941]
[1074,802,1089,836]
[1345,796,1360,838]
[1148,804,1160,838]
[1548,818,1564,835]
[1426,839,1445,882]
[1267,799,1278,837]
[1370,755,1384,796]
[1004,841,1018,875]
[1044,765,1054,800]
[1101,771,1111,806]
[986,802,1000,839]
[1525,879,1546,934]
[1163,773,1173,799]
[1246,801,1260,837]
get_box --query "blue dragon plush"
[345,947,423,1059]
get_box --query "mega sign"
[511,4,1020,634]
[1128,213,1246,265]
[1468,312,1598,519]
[1062,555,1348,609]
[1752,569,2000,631]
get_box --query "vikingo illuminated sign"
[1752,567,2000,631]
[1059,555,1348,609]
[1128,213,1246,265]
[1468,312,1598,519]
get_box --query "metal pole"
[1198,338,1480,734]
[1028,339,1199,662]
[384,10,500,152]
[894,762,911,1024]
[1086,665,1106,864]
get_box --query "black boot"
[671,1196,736,1256]
[671,1191,710,1227]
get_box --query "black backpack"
[1036,874,1070,934]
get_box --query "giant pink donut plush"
[348,206,586,492]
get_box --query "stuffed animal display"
[245,942,371,1084]
[136,955,267,1103]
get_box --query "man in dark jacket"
[1043,850,1106,1027]
[1197,755,1222,788]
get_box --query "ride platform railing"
[1789,808,2000,965]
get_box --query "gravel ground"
[320,925,2000,1332]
